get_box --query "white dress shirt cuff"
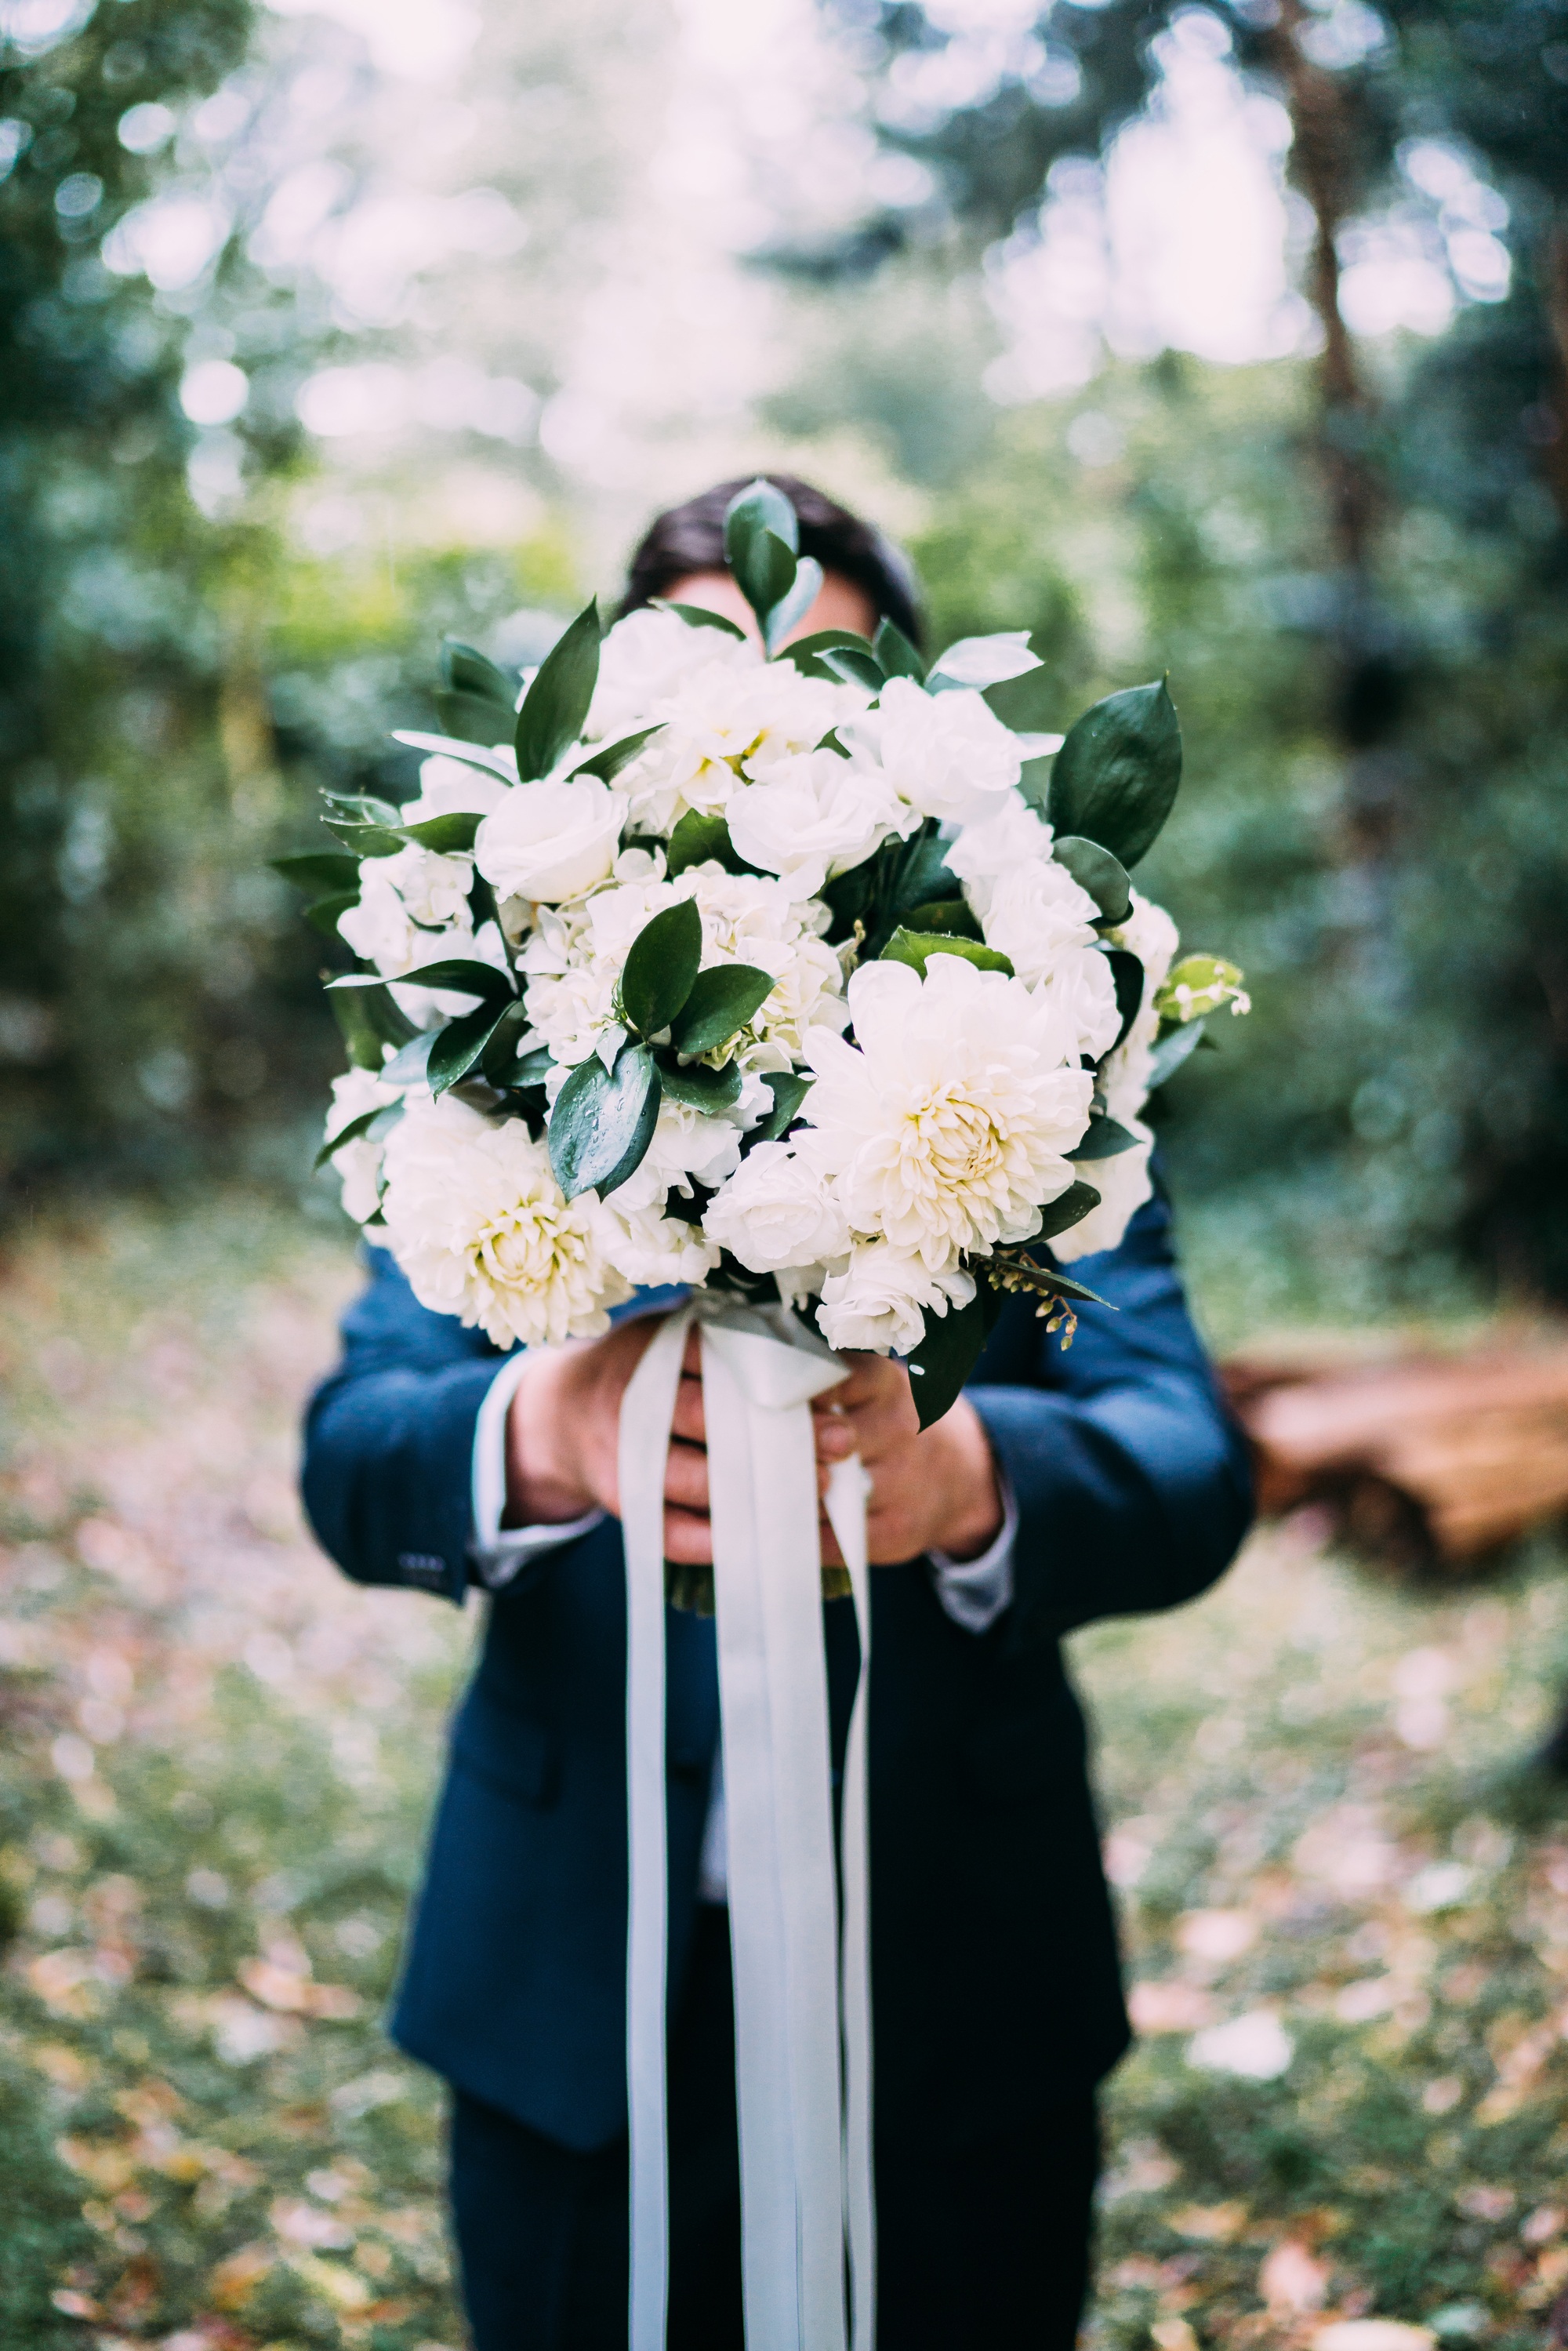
[927,1471,1018,1635]
[470,1352,605,1590]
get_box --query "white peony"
[726,748,910,900]
[816,1244,975,1357]
[323,1066,399,1225]
[475,776,626,905]
[803,954,1093,1272]
[401,752,511,823]
[838,677,1021,827]
[379,1094,630,1348]
[586,605,756,745]
[701,1140,852,1275]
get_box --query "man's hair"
[619,474,924,649]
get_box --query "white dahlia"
[802,954,1093,1274]
[379,1094,630,1348]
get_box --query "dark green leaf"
[621,899,702,1037]
[873,618,926,682]
[669,963,773,1058]
[400,811,482,853]
[820,642,887,692]
[1047,680,1182,870]
[305,891,359,938]
[1105,948,1145,1052]
[762,555,823,656]
[1148,1016,1207,1088]
[441,637,516,707]
[1053,835,1131,925]
[570,725,662,783]
[332,957,512,1004]
[906,1293,989,1430]
[549,1044,661,1198]
[982,662,1057,735]
[735,529,798,635]
[273,851,361,894]
[891,830,960,916]
[514,600,601,782]
[1029,1266,1115,1307]
[435,686,515,746]
[780,627,875,680]
[655,1053,743,1110]
[655,601,748,639]
[665,809,752,878]
[324,790,401,823]
[901,898,982,940]
[1068,1113,1140,1162]
[330,979,413,1067]
[324,819,405,857]
[468,865,499,935]
[1033,1179,1102,1239]
[480,1000,532,1084]
[757,1070,811,1141]
[514,1045,555,1087]
[428,1002,510,1096]
[314,1105,382,1169]
[724,475,799,555]
[1018,755,1053,814]
[880,928,1014,979]
[381,1030,436,1085]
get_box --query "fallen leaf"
[238,1957,361,2020]
[1188,2010,1295,2080]
[1175,1908,1258,1964]
[1171,2201,1249,2243]
[207,2242,274,2309]
[1261,2238,1331,2312]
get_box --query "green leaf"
[324,790,401,823]
[1033,1179,1102,1239]
[655,601,748,639]
[1029,1266,1115,1307]
[779,627,875,680]
[330,980,413,1068]
[763,555,824,656]
[669,963,773,1057]
[480,999,533,1084]
[441,637,516,708]
[514,1045,555,1087]
[381,1030,437,1086]
[514,600,601,782]
[570,725,662,783]
[1053,835,1131,925]
[906,1292,989,1431]
[393,730,517,782]
[304,892,359,938]
[873,617,926,682]
[901,898,982,941]
[655,1053,743,1111]
[891,830,961,917]
[735,529,797,636]
[427,1002,510,1096]
[1067,1113,1141,1162]
[1047,680,1181,870]
[724,480,800,635]
[313,1103,404,1171]
[620,898,702,1037]
[1104,948,1145,1052]
[272,851,361,894]
[665,809,753,878]
[324,818,406,857]
[757,1070,811,1141]
[1018,755,1053,815]
[435,686,515,746]
[724,475,799,555]
[549,1043,661,1199]
[400,811,482,853]
[982,662,1057,736]
[1148,1016,1207,1088]
[819,642,886,692]
[880,928,1014,979]
[332,957,513,1005]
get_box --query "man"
[303,477,1254,2349]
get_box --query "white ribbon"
[622,1299,874,2351]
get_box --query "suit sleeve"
[964,1184,1254,1649]
[302,1246,505,1605]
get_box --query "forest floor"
[2,1194,1567,2351]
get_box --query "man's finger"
[663,1439,710,1513]
[665,1506,714,1564]
[670,1374,707,1446]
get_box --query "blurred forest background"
[2,0,1565,1324]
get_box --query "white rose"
[838,676,1021,826]
[336,863,429,977]
[726,748,909,900]
[600,1201,721,1288]
[1112,891,1180,995]
[324,1066,398,1225]
[802,954,1092,1272]
[475,776,626,904]
[379,1093,630,1348]
[979,858,1101,988]
[1031,943,1122,1060]
[701,1141,852,1275]
[1051,1124,1153,1263]
[945,799,1054,917]
[401,753,510,822]
[816,1244,975,1357]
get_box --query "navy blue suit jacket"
[301,1187,1252,2155]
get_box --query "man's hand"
[506,1320,1003,1569]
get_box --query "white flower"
[378,841,474,930]
[475,776,626,904]
[586,605,755,745]
[838,677,1021,826]
[401,752,511,822]
[605,1092,748,1210]
[1113,890,1180,996]
[726,748,909,900]
[1032,944,1123,1061]
[622,658,863,837]
[600,1201,721,1288]
[324,1066,398,1225]
[1187,2011,1294,2083]
[1050,1124,1153,1263]
[702,1141,852,1275]
[944,798,1054,916]
[816,1244,975,1356]
[379,1094,630,1348]
[803,954,1092,1273]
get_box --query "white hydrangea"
[815,1244,975,1357]
[323,1066,400,1225]
[801,954,1093,1275]
[726,747,912,901]
[837,677,1021,827]
[702,1139,852,1276]
[621,659,866,838]
[379,1094,630,1348]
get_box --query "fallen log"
[1219,1331,1568,1574]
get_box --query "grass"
[2,1192,1567,2348]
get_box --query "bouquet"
[281,477,1247,1455]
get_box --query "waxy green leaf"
[1104,947,1145,1052]
[655,1054,743,1111]
[873,617,926,682]
[272,851,361,895]
[427,1001,510,1096]
[819,641,886,692]
[436,687,514,747]
[901,898,982,941]
[400,811,482,854]
[655,601,748,639]
[665,809,753,878]
[304,891,359,938]
[1034,1179,1102,1239]
[1053,835,1132,925]
[1147,1016,1207,1088]
[779,627,876,680]
[880,928,1015,979]
[906,1293,989,1430]
[1047,680,1181,870]
[441,637,515,709]
[570,725,662,783]
[330,957,513,1005]
[620,899,702,1038]
[756,1070,812,1142]
[514,600,601,782]
[550,1043,661,1199]
[668,963,773,1058]
[761,555,823,656]
[1067,1113,1141,1162]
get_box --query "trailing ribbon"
[620,1299,874,2351]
